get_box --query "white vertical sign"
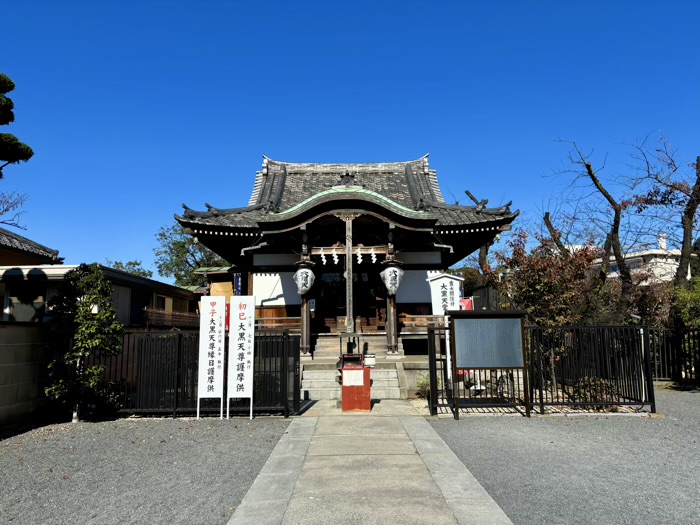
[228,295,256,419]
[197,296,226,418]
[427,273,463,315]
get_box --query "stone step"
[369,370,398,379]
[301,388,341,401]
[302,369,396,380]
[313,336,389,352]
[300,362,403,401]
[302,378,398,389]
[302,386,401,400]
[302,370,340,380]
[303,361,399,370]
[302,379,341,389]
[370,379,400,388]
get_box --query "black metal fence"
[647,328,699,383]
[427,327,452,415]
[427,327,530,417]
[94,330,300,417]
[528,326,655,414]
[428,325,656,417]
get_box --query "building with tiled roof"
[0,227,63,266]
[176,155,517,356]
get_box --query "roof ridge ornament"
[339,171,360,186]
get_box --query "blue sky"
[3,1,698,280]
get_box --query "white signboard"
[197,296,226,418]
[427,273,463,315]
[228,295,256,419]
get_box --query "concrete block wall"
[0,323,52,428]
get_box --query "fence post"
[281,332,289,418]
[671,328,683,382]
[173,332,182,418]
[641,327,656,413]
[427,328,438,417]
[537,331,545,415]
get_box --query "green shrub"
[572,376,620,410]
[415,374,431,399]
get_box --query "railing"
[255,317,301,333]
[427,324,657,417]
[527,326,655,413]
[93,330,300,416]
[144,307,200,328]
[399,314,444,334]
[676,329,700,383]
[646,328,699,382]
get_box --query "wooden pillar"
[384,225,400,355]
[334,213,360,334]
[386,294,398,354]
[298,224,312,355]
[345,216,354,333]
[301,294,311,355]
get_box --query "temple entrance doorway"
[311,268,386,334]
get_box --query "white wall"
[647,256,682,282]
[252,272,301,306]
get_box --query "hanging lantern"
[293,267,315,295]
[380,264,404,296]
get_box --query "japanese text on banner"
[228,296,255,399]
[198,296,225,399]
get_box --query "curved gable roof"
[177,154,517,231]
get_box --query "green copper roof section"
[194,266,236,274]
[267,186,432,220]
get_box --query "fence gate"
[98,330,300,417]
[427,327,453,416]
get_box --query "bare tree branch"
[543,212,570,257]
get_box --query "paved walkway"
[227,400,512,525]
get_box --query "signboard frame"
[448,310,530,417]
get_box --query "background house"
[592,236,692,284]
[0,264,196,327]
[0,263,198,430]
[0,226,63,266]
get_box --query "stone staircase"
[301,361,404,401]
[312,333,392,359]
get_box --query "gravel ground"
[431,385,700,525]
[0,416,290,525]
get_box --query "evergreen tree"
[0,73,33,175]
[105,259,153,279]
[0,73,34,226]
[45,264,124,422]
[154,223,227,286]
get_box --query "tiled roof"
[177,155,517,229]
[0,227,63,263]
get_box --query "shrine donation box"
[340,353,371,412]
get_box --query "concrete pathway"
[228,400,512,525]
